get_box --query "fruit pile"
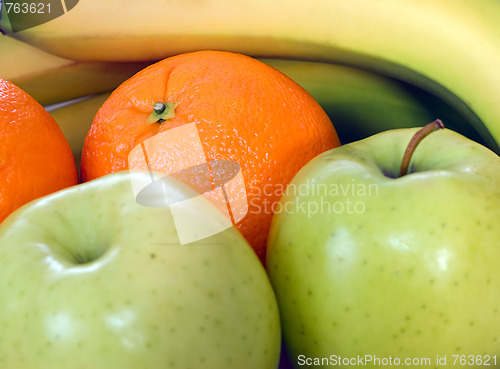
[0,2,499,368]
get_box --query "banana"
[1,0,499,153]
[47,92,112,175]
[264,59,484,147]
[48,60,484,182]
[0,34,151,105]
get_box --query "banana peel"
[0,35,151,105]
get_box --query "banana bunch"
[1,0,499,155]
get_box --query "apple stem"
[399,119,445,177]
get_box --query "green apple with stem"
[0,170,281,369]
[267,121,500,368]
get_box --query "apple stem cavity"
[399,119,445,177]
[71,248,107,265]
[147,101,179,124]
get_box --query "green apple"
[267,126,500,368]
[0,170,281,369]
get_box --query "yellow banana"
[264,59,484,146]
[1,0,499,153]
[47,92,111,174]
[48,60,484,181]
[0,34,150,105]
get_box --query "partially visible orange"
[0,78,78,223]
[81,50,340,262]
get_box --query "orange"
[0,78,78,223]
[81,51,340,263]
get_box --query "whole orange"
[0,78,78,223]
[81,51,340,262]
